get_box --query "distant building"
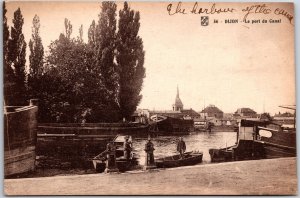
[273,112,295,128]
[274,112,294,119]
[220,118,237,126]
[222,113,237,126]
[149,110,183,119]
[208,117,223,126]
[223,113,233,119]
[200,104,224,119]
[234,108,257,118]
[132,109,150,123]
[181,109,201,120]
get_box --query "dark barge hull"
[258,125,296,159]
[257,130,296,158]
[38,122,150,136]
[209,139,265,162]
[36,123,149,164]
[4,105,38,177]
[209,147,234,162]
[156,117,194,135]
[261,143,296,158]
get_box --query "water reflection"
[133,132,237,165]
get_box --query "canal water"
[133,131,237,165]
[14,131,237,178]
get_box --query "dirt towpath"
[4,157,297,195]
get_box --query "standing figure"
[144,136,156,170]
[177,137,186,158]
[105,141,119,173]
[207,122,212,132]
[123,136,132,161]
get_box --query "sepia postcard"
[3,1,297,195]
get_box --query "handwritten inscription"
[241,4,271,22]
[274,8,293,23]
[167,2,187,15]
[167,2,235,15]
[190,3,235,15]
[166,2,293,24]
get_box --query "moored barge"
[209,118,296,162]
[4,102,38,177]
[151,115,194,135]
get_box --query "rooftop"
[201,105,223,113]
[150,110,182,114]
[235,108,256,114]
[181,109,200,117]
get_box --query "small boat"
[93,156,138,173]
[155,151,203,168]
[92,135,139,173]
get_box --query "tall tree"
[8,8,27,105]
[95,1,120,121]
[88,20,96,48]
[117,2,146,120]
[78,24,83,43]
[64,18,72,39]
[3,2,16,105]
[28,15,44,99]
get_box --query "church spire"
[173,85,183,111]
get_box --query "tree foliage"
[88,20,96,48]
[43,19,111,122]
[46,21,87,122]
[4,2,146,123]
[260,113,273,121]
[78,24,83,43]
[64,18,72,39]
[8,7,27,105]
[95,1,120,121]
[117,2,146,120]
[3,2,16,105]
[28,15,44,99]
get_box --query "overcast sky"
[6,2,295,115]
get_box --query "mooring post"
[29,99,39,106]
[104,142,119,173]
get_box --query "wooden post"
[104,142,119,173]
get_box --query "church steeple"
[173,85,183,111]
